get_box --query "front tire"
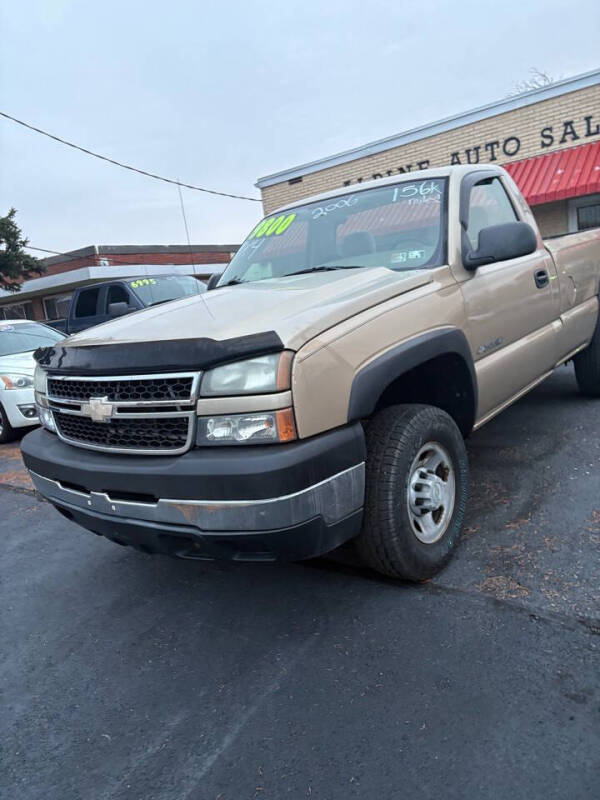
[356,405,468,581]
[574,317,600,397]
[0,402,16,444]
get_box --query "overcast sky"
[1,0,598,254]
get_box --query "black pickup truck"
[49,275,206,334]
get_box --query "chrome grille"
[47,372,199,455]
[47,375,194,403]
[54,412,190,452]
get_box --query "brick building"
[257,69,600,237]
[0,244,238,321]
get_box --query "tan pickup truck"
[23,164,600,580]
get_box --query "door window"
[74,288,100,318]
[105,284,130,311]
[466,178,518,249]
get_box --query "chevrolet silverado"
[22,164,600,580]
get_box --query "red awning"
[505,140,600,206]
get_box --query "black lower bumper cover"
[53,502,363,562]
[21,424,366,561]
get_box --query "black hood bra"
[34,331,284,375]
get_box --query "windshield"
[219,178,447,285]
[0,322,65,357]
[128,275,205,306]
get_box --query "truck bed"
[544,226,600,307]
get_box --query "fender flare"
[347,328,477,427]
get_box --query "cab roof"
[272,163,506,215]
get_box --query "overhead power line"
[0,111,261,202]
[25,245,63,255]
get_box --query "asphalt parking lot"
[2,366,599,800]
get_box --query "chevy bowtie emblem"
[81,396,115,423]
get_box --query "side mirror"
[108,302,131,317]
[463,221,537,270]
[206,273,223,290]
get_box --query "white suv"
[0,320,65,443]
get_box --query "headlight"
[196,409,296,445]
[33,366,54,431]
[200,351,293,396]
[34,365,47,393]
[0,373,34,390]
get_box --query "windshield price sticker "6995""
[129,278,158,289]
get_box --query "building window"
[43,292,73,320]
[568,194,600,232]
[0,301,35,320]
[576,204,600,230]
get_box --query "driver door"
[458,175,559,422]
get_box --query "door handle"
[534,269,549,289]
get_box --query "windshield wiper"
[218,268,362,286]
[221,278,244,287]
[286,265,364,277]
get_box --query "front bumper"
[21,425,366,561]
[1,387,38,428]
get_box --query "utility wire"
[0,111,262,202]
[177,180,196,271]
[25,245,63,255]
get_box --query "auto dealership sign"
[343,114,599,186]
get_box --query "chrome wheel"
[407,442,455,544]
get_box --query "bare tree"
[507,68,561,97]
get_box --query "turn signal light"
[275,408,297,442]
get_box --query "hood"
[64,268,433,351]
[0,350,36,376]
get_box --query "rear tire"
[0,402,16,444]
[356,405,468,581]
[574,317,600,397]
